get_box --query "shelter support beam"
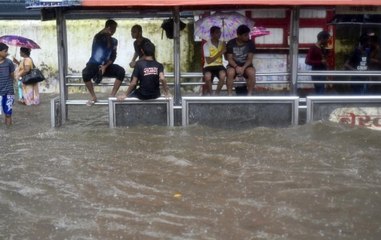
[289,6,300,95]
[173,6,181,106]
[56,8,68,123]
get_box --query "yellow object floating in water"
[173,193,182,198]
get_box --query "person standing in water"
[0,43,16,126]
[13,47,40,105]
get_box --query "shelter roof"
[0,0,40,19]
[81,0,380,7]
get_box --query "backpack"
[161,18,186,39]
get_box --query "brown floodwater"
[1,93,381,240]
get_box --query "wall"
[0,18,195,93]
[0,20,58,93]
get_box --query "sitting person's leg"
[202,69,213,96]
[215,67,226,95]
[104,64,126,97]
[82,63,99,102]
[244,66,256,95]
[226,66,236,96]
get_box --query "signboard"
[306,96,381,131]
[26,0,81,8]
[182,96,299,128]
[108,97,174,128]
[329,107,381,131]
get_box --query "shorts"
[128,89,160,100]
[82,63,126,82]
[0,95,15,116]
[227,64,255,79]
[203,65,226,81]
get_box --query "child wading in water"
[0,43,16,126]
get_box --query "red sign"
[338,112,381,129]
[329,107,381,130]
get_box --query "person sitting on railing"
[305,31,330,94]
[225,25,256,96]
[202,26,226,96]
[117,42,170,100]
[129,24,152,69]
[344,33,371,95]
[82,19,126,106]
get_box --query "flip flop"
[86,100,96,106]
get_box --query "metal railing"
[297,71,381,84]
[65,70,381,86]
[63,70,381,106]
[65,72,291,86]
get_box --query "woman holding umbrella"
[13,47,40,105]
[0,35,41,105]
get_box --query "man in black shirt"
[129,25,152,68]
[119,42,170,100]
[226,25,256,96]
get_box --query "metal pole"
[55,8,68,124]
[173,6,181,106]
[289,7,300,95]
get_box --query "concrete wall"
[0,20,58,93]
[66,19,195,74]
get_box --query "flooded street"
[1,93,381,239]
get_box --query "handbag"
[21,61,45,85]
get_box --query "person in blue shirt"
[82,19,126,106]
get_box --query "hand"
[99,65,106,75]
[236,66,243,76]
[164,92,172,99]
[13,57,19,65]
[117,94,127,101]
[221,43,226,54]
[129,61,136,68]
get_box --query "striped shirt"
[0,58,15,95]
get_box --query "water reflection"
[1,94,381,239]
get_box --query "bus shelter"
[26,0,381,127]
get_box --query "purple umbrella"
[0,35,41,49]
[195,12,255,41]
[250,26,271,38]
